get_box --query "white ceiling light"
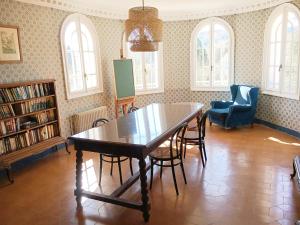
[125,0,163,52]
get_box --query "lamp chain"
[142,0,144,10]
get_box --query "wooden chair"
[128,106,139,113]
[92,118,133,185]
[182,111,209,167]
[149,122,188,195]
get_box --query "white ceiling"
[18,0,291,20]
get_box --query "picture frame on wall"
[0,25,22,64]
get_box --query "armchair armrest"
[211,101,233,109]
[229,104,252,113]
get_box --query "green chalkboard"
[113,59,135,100]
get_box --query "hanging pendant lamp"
[125,0,163,52]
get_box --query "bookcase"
[0,79,69,183]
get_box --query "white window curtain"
[190,17,234,91]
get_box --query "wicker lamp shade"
[125,6,163,52]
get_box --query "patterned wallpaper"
[135,0,300,133]
[0,0,123,137]
[0,0,300,137]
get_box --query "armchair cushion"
[229,104,252,113]
[211,100,233,109]
[234,86,251,105]
[209,108,229,116]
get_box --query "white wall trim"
[17,0,291,21]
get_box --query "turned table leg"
[139,157,150,222]
[75,149,83,209]
[65,142,70,154]
[6,166,14,184]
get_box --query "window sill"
[67,89,103,100]
[136,89,164,96]
[262,90,299,100]
[191,87,230,92]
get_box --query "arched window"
[61,13,103,99]
[262,3,300,99]
[190,17,234,91]
[123,34,164,95]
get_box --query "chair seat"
[178,130,198,141]
[149,147,179,160]
[183,130,198,140]
[101,154,128,163]
[209,108,229,116]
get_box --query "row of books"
[30,124,57,143]
[14,98,55,115]
[0,98,54,119]
[0,105,15,119]
[31,110,56,124]
[0,124,57,155]
[0,83,53,103]
[0,110,56,136]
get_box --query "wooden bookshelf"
[0,79,69,183]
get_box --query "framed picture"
[0,25,22,64]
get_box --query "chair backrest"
[198,110,209,139]
[170,122,188,157]
[92,118,109,128]
[230,84,259,108]
[128,106,139,113]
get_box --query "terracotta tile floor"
[1,124,300,225]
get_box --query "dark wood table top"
[69,103,204,157]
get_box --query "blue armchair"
[209,85,259,129]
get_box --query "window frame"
[60,13,103,100]
[123,35,164,95]
[190,17,235,92]
[262,3,300,100]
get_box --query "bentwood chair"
[92,118,133,185]
[182,111,209,167]
[149,122,188,195]
[128,106,139,113]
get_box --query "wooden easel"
[115,96,135,118]
[113,45,136,118]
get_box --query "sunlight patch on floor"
[81,159,98,204]
[266,137,300,146]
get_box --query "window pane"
[287,12,299,42]
[68,52,84,92]
[86,74,97,89]
[144,51,159,90]
[84,51,97,89]
[213,23,230,87]
[267,66,275,89]
[267,15,283,91]
[80,24,94,51]
[196,25,211,86]
[65,22,80,52]
[127,43,144,90]
[283,12,300,95]
[271,15,283,42]
[83,52,96,75]
[64,22,84,92]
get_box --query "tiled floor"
[1,124,300,225]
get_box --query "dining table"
[68,102,204,222]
